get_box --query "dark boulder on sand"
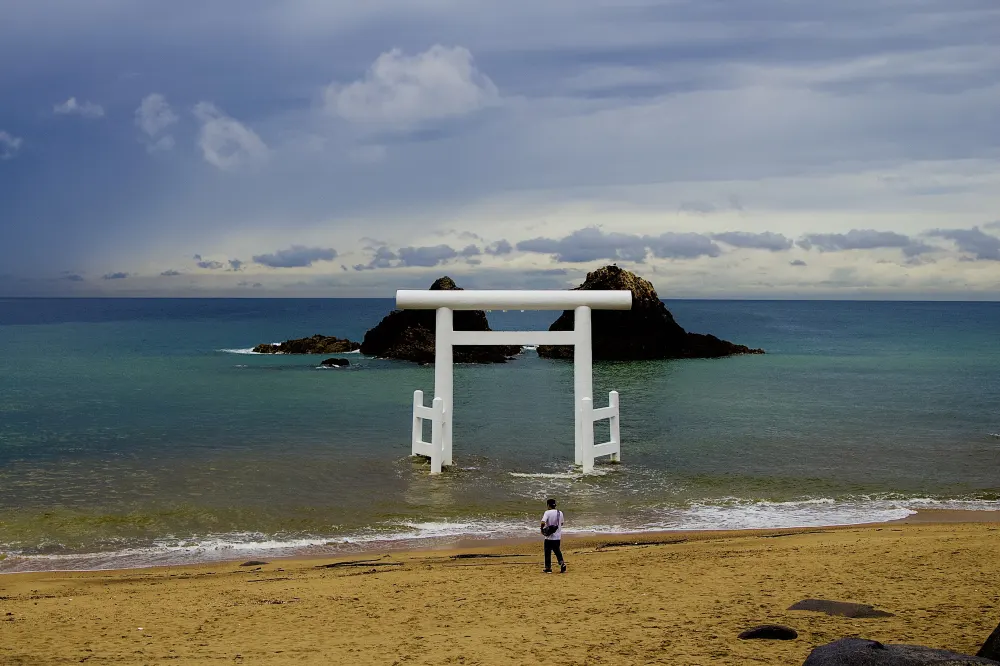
[978,620,1000,660]
[536,265,764,360]
[802,638,999,665]
[738,624,798,640]
[252,335,360,355]
[360,276,520,364]
[321,358,350,367]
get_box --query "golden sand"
[2,518,999,664]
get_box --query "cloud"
[790,259,807,267]
[459,244,481,257]
[324,45,499,125]
[798,229,934,257]
[485,239,513,256]
[678,201,717,215]
[517,227,649,263]
[135,94,178,151]
[984,221,1000,230]
[0,131,22,160]
[193,254,225,270]
[516,227,721,263]
[927,227,1000,261]
[192,102,268,170]
[60,273,84,282]
[160,269,182,276]
[237,281,263,288]
[228,259,245,271]
[252,245,338,268]
[397,244,460,267]
[711,231,793,251]
[353,246,398,271]
[102,272,128,280]
[53,97,104,118]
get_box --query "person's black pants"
[544,539,563,570]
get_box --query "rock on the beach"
[802,638,999,665]
[360,276,520,364]
[789,599,894,618]
[321,358,350,367]
[535,265,765,360]
[978,620,1000,660]
[738,625,798,640]
[253,335,361,355]
[240,560,269,567]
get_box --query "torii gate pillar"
[398,289,632,474]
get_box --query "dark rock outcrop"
[979,620,1000,660]
[321,358,350,367]
[360,277,520,363]
[253,335,360,355]
[802,638,999,665]
[789,599,894,618]
[536,265,764,360]
[738,624,798,640]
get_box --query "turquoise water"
[1,298,998,571]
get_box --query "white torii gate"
[396,289,632,474]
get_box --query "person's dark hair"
[546,498,557,508]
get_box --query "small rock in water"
[789,598,894,618]
[978,619,1000,660]
[738,624,798,640]
[321,358,350,367]
[240,560,269,567]
[802,638,998,665]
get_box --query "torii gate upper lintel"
[396,289,632,474]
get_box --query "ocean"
[1,298,998,572]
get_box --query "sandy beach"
[2,514,999,665]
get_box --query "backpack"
[541,511,562,537]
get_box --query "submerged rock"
[360,276,520,364]
[252,335,360,355]
[788,598,894,618]
[321,358,350,367]
[536,265,765,360]
[802,638,998,665]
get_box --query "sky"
[1,0,999,298]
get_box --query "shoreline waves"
[3,500,999,574]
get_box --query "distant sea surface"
[1,298,998,572]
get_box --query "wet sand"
[2,515,999,664]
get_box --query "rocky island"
[537,265,764,360]
[360,276,520,363]
[252,335,361,355]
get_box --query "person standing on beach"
[540,498,566,573]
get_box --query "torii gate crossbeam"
[396,289,632,474]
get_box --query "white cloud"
[324,45,499,124]
[0,131,23,160]
[53,97,104,118]
[192,102,268,171]
[136,94,178,137]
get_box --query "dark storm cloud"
[711,231,793,251]
[353,246,398,271]
[485,239,513,256]
[228,259,245,271]
[252,246,338,268]
[797,230,934,256]
[397,244,460,267]
[927,227,1000,261]
[516,227,721,262]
